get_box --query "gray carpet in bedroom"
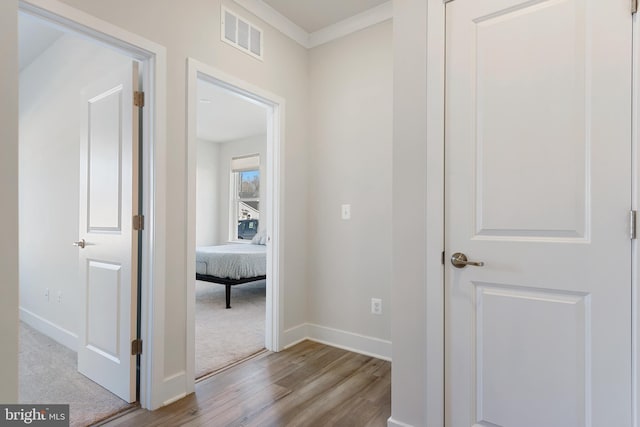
[195,279,266,378]
[18,279,265,426]
[19,322,133,427]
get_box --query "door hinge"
[133,91,145,107]
[133,214,145,231]
[633,0,638,15]
[631,210,637,240]
[131,339,143,355]
[441,251,445,265]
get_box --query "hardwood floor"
[101,341,391,427]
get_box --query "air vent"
[221,7,263,60]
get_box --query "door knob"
[450,252,484,268]
[73,239,86,249]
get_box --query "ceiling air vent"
[221,7,263,60]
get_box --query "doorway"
[193,78,268,379]
[186,59,284,387]
[16,0,164,416]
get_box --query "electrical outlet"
[341,204,351,220]
[371,298,382,315]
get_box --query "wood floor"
[101,340,391,427]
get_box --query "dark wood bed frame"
[196,273,267,309]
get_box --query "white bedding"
[195,244,266,279]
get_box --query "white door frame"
[18,0,167,410]
[425,0,640,425]
[185,58,285,390]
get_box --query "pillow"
[251,228,267,245]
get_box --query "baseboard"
[281,322,392,361]
[387,417,414,427]
[19,307,78,352]
[281,323,309,349]
[153,371,189,409]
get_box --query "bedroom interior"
[194,77,269,378]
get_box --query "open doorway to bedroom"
[193,76,269,379]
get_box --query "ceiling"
[197,79,267,143]
[261,0,389,33]
[18,13,64,71]
[19,1,384,143]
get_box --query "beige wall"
[308,21,393,342]
[0,0,19,404]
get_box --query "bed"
[195,241,266,309]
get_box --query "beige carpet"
[19,322,133,427]
[195,279,266,379]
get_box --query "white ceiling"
[197,79,267,143]
[261,0,389,33]
[18,13,64,71]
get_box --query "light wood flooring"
[101,340,391,427]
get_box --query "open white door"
[445,0,632,426]
[76,61,140,402]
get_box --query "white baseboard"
[281,322,392,361]
[387,417,414,427]
[154,371,189,409]
[19,307,78,352]
[281,323,309,349]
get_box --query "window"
[230,155,260,241]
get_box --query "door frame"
[185,58,285,390]
[18,0,167,410]
[427,0,640,425]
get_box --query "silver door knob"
[73,239,86,249]
[451,252,484,268]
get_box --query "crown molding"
[308,2,393,48]
[233,0,310,47]
[233,0,392,49]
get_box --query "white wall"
[18,34,132,348]
[216,135,267,244]
[0,0,19,404]
[52,0,310,396]
[196,139,220,246]
[307,21,393,355]
[196,134,267,246]
[390,0,441,426]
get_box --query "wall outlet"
[341,204,351,220]
[371,298,382,315]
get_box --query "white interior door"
[445,0,632,426]
[77,61,139,402]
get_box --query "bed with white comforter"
[195,243,266,279]
[195,242,266,309]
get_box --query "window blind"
[231,154,260,172]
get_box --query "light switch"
[341,204,351,220]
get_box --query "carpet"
[17,280,265,426]
[19,322,133,427]
[195,279,266,379]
